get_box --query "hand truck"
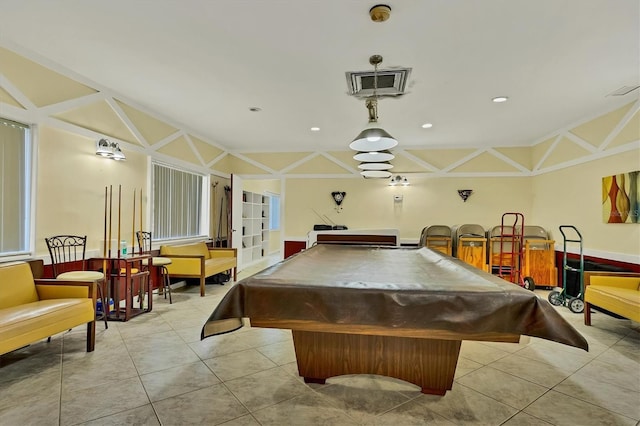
[548,225,585,313]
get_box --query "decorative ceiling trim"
[563,131,597,154]
[279,152,321,174]
[533,134,562,171]
[37,91,106,117]
[183,134,206,166]
[41,115,146,154]
[106,97,148,148]
[319,152,358,175]
[599,100,640,151]
[0,71,36,111]
[395,150,439,172]
[485,148,531,173]
[0,42,637,180]
[529,98,637,148]
[228,152,278,174]
[439,149,485,174]
[151,130,185,150]
[532,140,640,176]
[207,151,230,168]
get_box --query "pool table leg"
[292,330,461,395]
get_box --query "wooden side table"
[90,255,151,321]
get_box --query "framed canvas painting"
[602,170,639,223]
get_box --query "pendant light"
[357,162,393,170]
[350,55,397,153]
[353,150,395,162]
[361,170,393,179]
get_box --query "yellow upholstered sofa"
[159,242,237,296]
[0,261,97,356]
[584,271,640,325]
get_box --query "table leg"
[292,330,461,395]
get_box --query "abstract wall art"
[602,170,639,223]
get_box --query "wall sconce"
[96,138,126,161]
[458,189,473,202]
[389,175,409,186]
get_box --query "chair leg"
[584,301,592,326]
[162,266,172,304]
[86,320,96,352]
[97,281,109,329]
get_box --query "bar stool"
[45,235,109,329]
[137,231,172,303]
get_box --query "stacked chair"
[420,225,453,256]
[452,224,487,271]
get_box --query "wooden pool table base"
[291,330,461,395]
[250,319,520,396]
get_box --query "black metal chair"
[136,231,172,303]
[45,235,109,328]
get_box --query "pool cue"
[132,189,136,254]
[103,186,108,273]
[117,185,122,257]
[139,188,143,255]
[108,185,112,258]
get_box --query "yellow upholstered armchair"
[159,242,237,297]
[0,261,97,355]
[584,271,640,326]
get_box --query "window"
[152,163,204,240]
[268,193,280,231]
[0,118,31,258]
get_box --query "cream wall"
[243,179,282,254]
[531,149,640,261]
[36,126,148,257]
[284,176,533,241]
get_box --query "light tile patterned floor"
[1,257,639,425]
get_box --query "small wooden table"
[90,255,151,321]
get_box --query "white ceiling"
[1,0,638,153]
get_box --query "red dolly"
[489,212,534,290]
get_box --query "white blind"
[0,118,30,256]
[153,163,203,239]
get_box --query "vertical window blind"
[0,118,30,257]
[153,163,203,239]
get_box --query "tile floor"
[1,257,639,426]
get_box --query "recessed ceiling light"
[492,96,509,103]
[310,127,320,132]
[249,107,262,112]
[421,123,433,129]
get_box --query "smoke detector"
[369,4,391,22]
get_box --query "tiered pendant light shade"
[349,127,398,152]
[353,150,395,162]
[350,55,398,178]
[357,162,393,170]
[361,170,393,179]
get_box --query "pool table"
[202,245,587,395]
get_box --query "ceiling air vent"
[607,85,640,96]
[346,67,411,99]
